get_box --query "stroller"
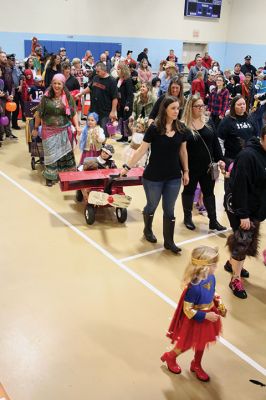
[26,117,44,170]
[24,100,44,170]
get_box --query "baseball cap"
[60,47,66,51]
[7,53,16,60]
[245,55,251,60]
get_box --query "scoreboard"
[184,0,222,19]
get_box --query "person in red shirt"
[124,51,137,68]
[202,52,213,70]
[187,53,200,70]
[191,71,205,100]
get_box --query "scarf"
[44,73,71,116]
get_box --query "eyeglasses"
[193,105,205,109]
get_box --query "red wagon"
[59,168,143,225]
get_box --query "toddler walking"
[161,245,226,382]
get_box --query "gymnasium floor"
[0,124,265,400]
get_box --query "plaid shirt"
[208,88,229,117]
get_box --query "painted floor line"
[119,229,232,263]
[1,170,265,377]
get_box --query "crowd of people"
[0,38,266,386]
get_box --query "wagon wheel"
[76,190,84,202]
[116,208,127,223]
[31,157,36,170]
[85,204,96,225]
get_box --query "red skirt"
[168,306,222,351]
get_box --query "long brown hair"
[155,95,185,135]
[167,76,185,108]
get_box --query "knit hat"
[101,144,115,156]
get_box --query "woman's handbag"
[195,128,220,181]
[207,162,220,180]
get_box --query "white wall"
[2,0,231,42]
[227,0,265,44]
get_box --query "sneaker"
[12,126,21,130]
[9,133,18,139]
[229,277,247,299]
[224,260,249,278]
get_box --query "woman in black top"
[217,95,258,278]
[121,96,189,254]
[149,76,185,123]
[116,62,134,143]
[181,94,226,231]
[217,95,258,166]
[44,54,61,88]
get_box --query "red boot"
[190,360,209,381]
[161,351,181,374]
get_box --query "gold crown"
[191,258,214,266]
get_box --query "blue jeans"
[143,177,182,219]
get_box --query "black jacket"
[241,63,257,80]
[117,78,134,119]
[229,137,266,220]
[137,52,151,67]
[217,114,258,160]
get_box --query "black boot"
[204,196,227,231]
[143,213,157,243]
[182,193,196,230]
[163,217,181,254]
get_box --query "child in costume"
[77,144,117,202]
[161,245,226,382]
[79,112,105,165]
[124,117,148,167]
[22,69,35,102]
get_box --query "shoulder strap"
[192,125,214,163]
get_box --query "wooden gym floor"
[0,123,265,400]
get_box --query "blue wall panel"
[2,31,266,71]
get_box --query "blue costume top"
[183,275,216,322]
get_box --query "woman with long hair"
[116,62,134,143]
[138,58,153,83]
[208,75,229,129]
[44,54,61,88]
[131,82,157,121]
[121,96,190,254]
[149,76,185,123]
[32,74,81,186]
[181,94,226,231]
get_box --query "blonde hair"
[182,246,219,288]
[135,116,148,132]
[118,62,131,79]
[181,93,207,136]
[72,58,81,65]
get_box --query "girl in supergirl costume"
[161,246,226,382]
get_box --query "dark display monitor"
[184,0,222,19]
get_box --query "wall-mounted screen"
[184,0,222,19]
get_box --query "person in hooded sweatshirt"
[224,126,266,299]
